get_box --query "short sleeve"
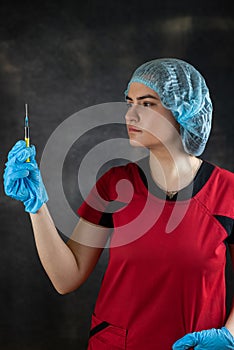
[77,162,144,228]
[77,168,116,228]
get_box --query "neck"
[149,147,202,192]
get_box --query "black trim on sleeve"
[98,201,126,228]
[99,212,113,228]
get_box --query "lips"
[128,126,142,133]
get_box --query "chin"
[129,139,145,148]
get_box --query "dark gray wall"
[1,1,234,349]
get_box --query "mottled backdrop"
[0,1,234,349]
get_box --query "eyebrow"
[125,94,160,101]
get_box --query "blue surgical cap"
[125,58,213,156]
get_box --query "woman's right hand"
[3,140,48,213]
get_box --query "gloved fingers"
[29,144,36,158]
[172,333,198,349]
[4,171,30,197]
[9,179,30,201]
[6,147,37,167]
[7,140,37,162]
[7,140,27,160]
[4,175,29,200]
[16,147,36,163]
[5,169,30,183]
[4,162,38,179]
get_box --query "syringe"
[24,103,30,162]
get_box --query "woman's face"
[125,82,181,151]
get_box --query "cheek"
[160,109,180,133]
[143,113,180,141]
[143,130,163,145]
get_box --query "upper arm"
[67,218,112,285]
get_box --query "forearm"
[225,298,234,336]
[29,203,81,294]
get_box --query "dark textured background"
[1,1,234,349]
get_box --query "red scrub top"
[77,159,234,350]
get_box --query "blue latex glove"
[3,140,48,213]
[172,327,234,349]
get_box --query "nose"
[125,105,140,123]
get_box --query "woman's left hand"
[172,327,234,349]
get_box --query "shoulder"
[96,162,141,202]
[218,165,234,180]
[198,160,234,217]
[104,162,139,179]
[96,162,140,191]
[210,161,234,188]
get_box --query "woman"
[4,58,234,349]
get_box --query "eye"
[126,102,133,108]
[143,101,154,107]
